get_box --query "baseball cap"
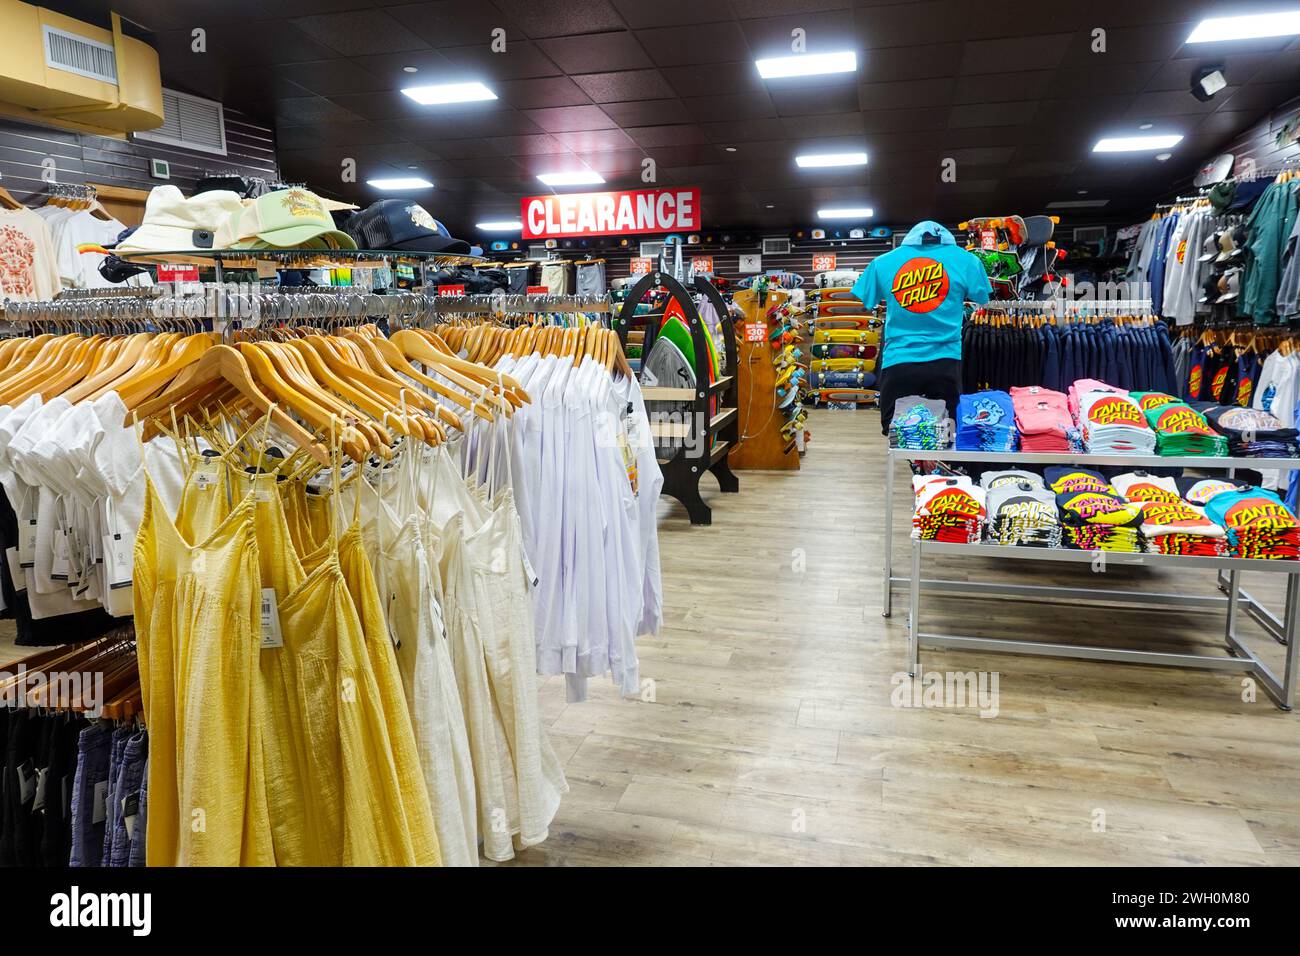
[1215,226,1245,262]
[1197,232,1220,262]
[115,185,246,253]
[216,188,356,250]
[1215,269,1241,303]
[345,199,471,254]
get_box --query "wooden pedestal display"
[729,287,799,471]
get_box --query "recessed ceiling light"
[1093,134,1183,152]
[725,146,738,153]
[1155,153,1173,162]
[765,204,775,209]
[817,206,873,219]
[401,81,497,105]
[795,151,869,168]
[402,66,418,73]
[367,177,433,190]
[756,50,857,79]
[406,164,419,170]
[1077,189,1088,195]
[1139,122,1154,130]
[536,170,605,186]
[1187,10,1300,43]
[476,220,523,231]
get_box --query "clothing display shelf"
[979,298,1155,316]
[883,447,1300,710]
[117,248,487,285]
[614,270,739,525]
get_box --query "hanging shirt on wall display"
[0,208,60,302]
[850,220,991,369]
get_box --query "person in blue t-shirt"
[851,220,992,435]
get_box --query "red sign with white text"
[526,285,549,294]
[437,284,466,295]
[521,187,701,239]
[691,256,714,275]
[629,258,653,275]
[811,253,837,272]
[157,263,200,283]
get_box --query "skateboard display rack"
[615,271,740,525]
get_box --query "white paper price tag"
[103,531,135,590]
[5,548,26,592]
[521,551,539,589]
[92,779,108,824]
[260,587,284,649]
[18,519,36,568]
[50,528,70,581]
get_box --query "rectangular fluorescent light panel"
[400,81,497,105]
[756,50,857,79]
[367,177,433,189]
[537,171,605,186]
[476,220,522,231]
[1046,199,1110,209]
[796,151,868,168]
[1187,11,1300,42]
[818,207,873,219]
[1092,134,1183,152]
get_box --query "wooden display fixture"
[729,287,799,470]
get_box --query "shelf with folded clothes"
[116,248,487,270]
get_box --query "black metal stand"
[616,271,739,525]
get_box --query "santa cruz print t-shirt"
[851,226,991,370]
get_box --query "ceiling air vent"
[135,88,227,156]
[762,237,791,255]
[43,25,118,84]
[640,241,665,258]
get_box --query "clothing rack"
[432,293,611,315]
[977,298,1154,315]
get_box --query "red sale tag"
[526,285,549,294]
[745,322,767,342]
[157,263,200,282]
[691,256,713,275]
[438,284,466,295]
[811,253,836,272]
[630,258,652,275]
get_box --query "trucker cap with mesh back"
[345,199,472,254]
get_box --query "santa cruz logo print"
[1088,396,1143,427]
[1155,406,1215,436]
[891,257,949,313]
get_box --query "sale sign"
[691,256,714,275]
[629,258,653,275]
[811,253,836,272]
[522,187,701,239]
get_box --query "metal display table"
[883,448,1300,710]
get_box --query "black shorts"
[878,358,962,436]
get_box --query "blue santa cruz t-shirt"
[850,220,991,370]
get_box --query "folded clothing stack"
[911,475,985,543]
[1077,389,1156,455]
[1112,472,1229,556]
[1055,483,1143,552]
[955,390,1018,452]
[1202,486,1300,560]
[1202,405,1299,458]
[983,472,1061,547]
[1130,393,1229,457]
[890,396,952,450]
[1010,386,1079,453]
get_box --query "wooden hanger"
[0,186,24,210]
[338,331,467,431]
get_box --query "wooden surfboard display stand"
[730,287,801,471]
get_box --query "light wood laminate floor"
[513,408,1300,866]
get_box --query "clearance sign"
[521,187,701,240]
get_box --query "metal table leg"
[908,537,921,678]
[1283,573,1300,710]
[1225,569,1240,649]
[882,449,895,618]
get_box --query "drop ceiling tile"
[276,121,411,150]
[600,98,691,127]
[635,21,752,67]
[522,104,619,132]
[1122,88,1233,119]
[700,117,788,143]
[861,106,950,133]
[271,60,391,98]
[731,0,851,17]
[493,0,627,38]
[154,24,338,69]
[663,62,770,98]
[273,96,367,126]
[537,32,652,72]
[1143,53,1271,92]
[625,124,712,147]
[1049,61,1162,98]
[487,133,573,154]
[611,0,735,28]
[953,72,1055,106]
[572,69,676,102]
[496,76,593,109]
[859,42,962,82]
[1216,82,1299,112]
[294,10,431,57]
[552,128,639,151]
[438,41,563,79]
[859,77,956,110]
[386,2,522,48]
[165,67,313,111]
[431,138,504,158]
[958,33,1074,75]
[770,83,861,117]
[1059,22,1193,67]
[779,111,866,137]
[683,92,777,123]
[856,0,971,47]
